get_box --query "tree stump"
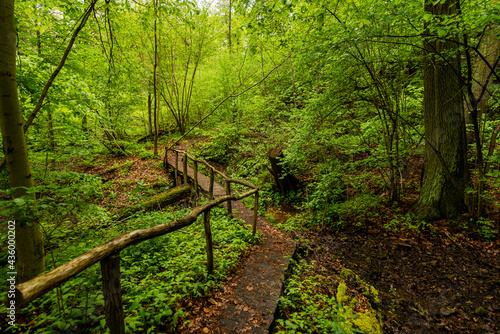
[267,148,300,196]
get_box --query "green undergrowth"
[0,206,256,333]
[276,258,382,334]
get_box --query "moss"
[336,268,383,334]
[336,282,348,304]
[475,307,488,316]
[353,309,383,334]
[339,268,356,280]
[369,285,380,305]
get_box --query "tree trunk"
[47,106,56,151]
[0,0,45,283]
[148,91,153,138]
[153,3,159,157]
[413,0,469,220]
[228,0,232,53]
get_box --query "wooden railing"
[165,148,259,236]
[9,151,260,334]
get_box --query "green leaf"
[13,198,26,206]
[423,13,433,21]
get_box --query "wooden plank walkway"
[165,151,297,333]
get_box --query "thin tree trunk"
[228,0,232,53]
[47,107,55,151]
[0,0,45,283]
[148,91,153,138]
[153,3,159,157]
[260,41,267,95]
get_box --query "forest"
[0,0,499,332]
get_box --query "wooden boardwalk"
[165,151,297,333]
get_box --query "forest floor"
[60,143,500,333]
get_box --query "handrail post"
[203,210,214,275]
[183,153,188,184]
[174,151,179,186]
[101,253,125,334]
[194,161,199,197]
[163,148,168,172]
[209,169,214,200]
[225,180,232,215]
[253,190,259,236]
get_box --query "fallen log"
[113,184,191,220]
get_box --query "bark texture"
[0,0,45,282]
[414,0,469,220]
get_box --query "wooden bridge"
[164,147,297,333]
[9,146,296,333]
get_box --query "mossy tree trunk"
[0,0,45,283]
[413,0,469,220]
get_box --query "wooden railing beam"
[209,169,214,200]
[225,181,232,214]
[183,153,188,184]
[194,161,199,197]
[174,151,179,186]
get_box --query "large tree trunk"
[413,0,469,220]
[0,0,45,283]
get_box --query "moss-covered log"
[113,184,190,220]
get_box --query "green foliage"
[0,206,255,332]
[274,211,311,232]
[0,171,104,223]
[383,213,431,234]
[474,217,498,241]
[195,124,245,163]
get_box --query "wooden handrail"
[168,149,258,189]
[11,189,257,310]
[165,147,260,235]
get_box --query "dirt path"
[164,147,297,333]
